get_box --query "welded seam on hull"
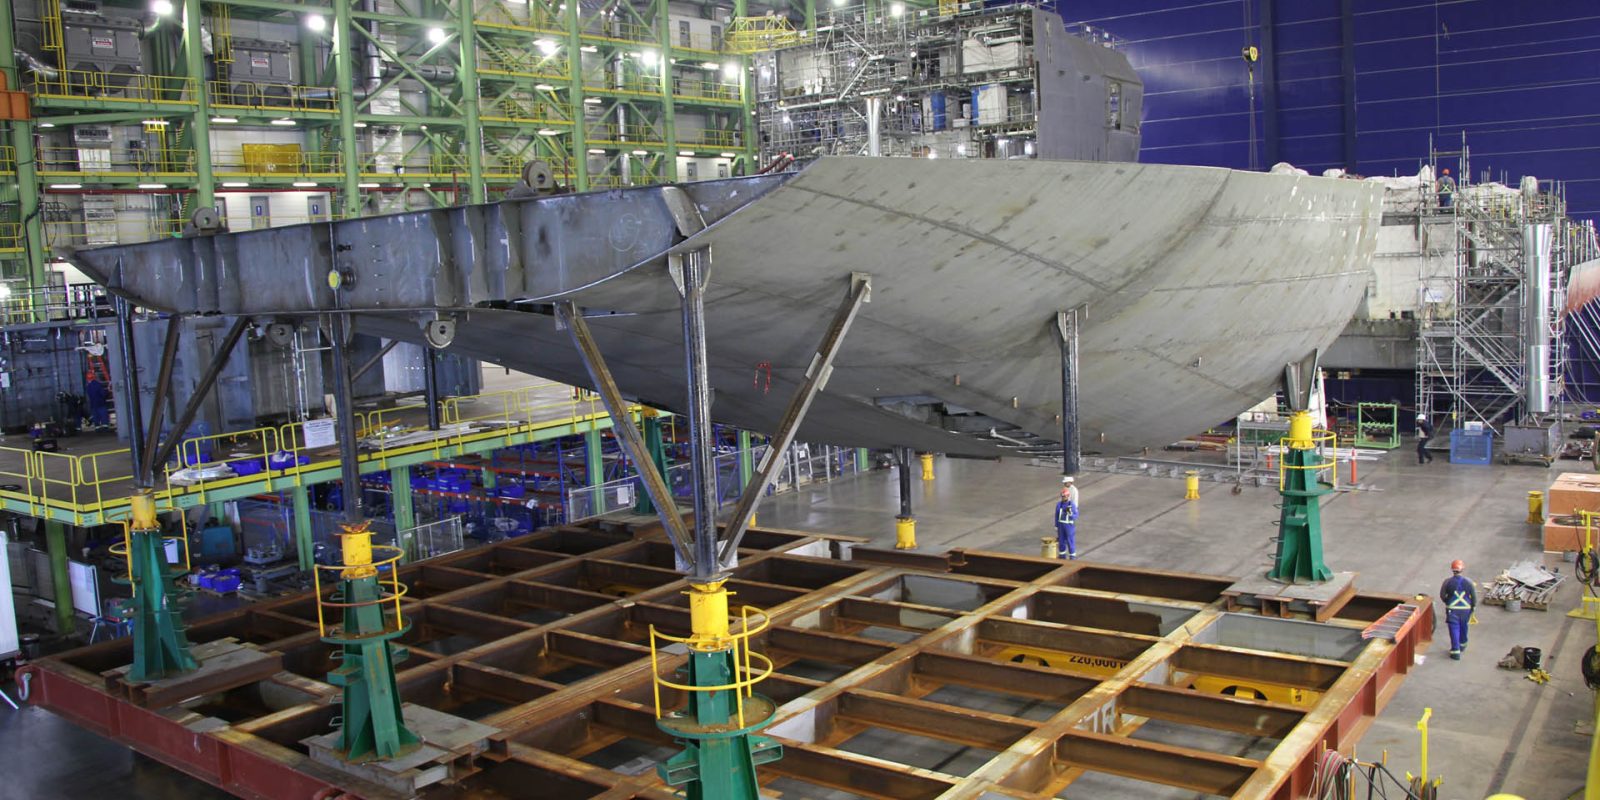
[1146,268,1372,292]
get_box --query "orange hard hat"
[1450,559,1464,572]
[1442,168,1450,175]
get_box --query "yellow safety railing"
[29,70,198,103]
[475,4,564,33]
[584,20,655,45]
[360,402,430,438]
[674,78,741,102]
[585,123,666,148]
[679,129,741,149]
[357,152,475,179]
[649,605,774,728]
[180,426,281,473]
[76,447,135,511]
[106,500,192,597]
[723,16,801,53]
[672,31,729,55]
[477,51,569,80]
[312,529,408,637]
[586,75,666,97]
[0,222,21,253]
[37,146,198,177]
[207,80,338,113]
[1278,429,1339,491]
[0,145,15,174]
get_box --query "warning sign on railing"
[303,418,337,449]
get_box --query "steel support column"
[292,484,315,571]
[422,346,441,431]
[147,317,251,472]
[1056,309,1081,477]
[657,0,678,180]
[895,446,915,548]
[565,0,589,190]
[1338,0,1356,171]
[718,274,870,562]
[635,413,669,515]
[141,317,184,480]
[329,315,363,522]
[332,0,363,216]
[457,1,485,204]
[675,250,719,579]
[114,296,149,478]
[180,0,214,208]
[737,430,753,490]
[0,12,46,290]
[556,301,693,564]
[584,428,604,486]
[391,466,415,560]
[44,520,73,634]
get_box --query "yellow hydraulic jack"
[118,490,198,682]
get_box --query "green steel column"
[635,415,668,514]
[293,484,315,571]
[457,0,485,203]
[332,0,362,216]
[480,465,496,490]
[1268,412,1333,584]
[737,430,753,491]
[656,0,677,180]
[584,428,603,486]
[327,522,419,763]
[0,11,47,290]
[856,447,868,471]
[391,466,415,561]
[565,0,588,190]
[44,520,74,634]
[805,0,817,36]
[733,0,754,171]
[181,0,214,208]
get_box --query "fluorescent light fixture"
[151,0,174,15]
[587,148,605,154]
[138,183,168,189]
[426,27,447,44]
[305,13,326,31]
[221,182,250,187]
[535,39,559,55]
[890,1,903,15]
[702,61,718,70]
[583,97,601,104]
[534,83,556,91]
[49,183,82,189]
[37,122,55,128]
[353,121,368,128]
[0,284,12,301]
[210,116,238,123]
[640,50,657,66]
[270,118,297,126]
[680,150,695,156]
[722,61,739,78]
[580,45,598,53]
[720,151,736,158]
[831,0,844,7]
[631,149,648,155]
[421,182,432,187]
[293,181,318,187]
[142,119,169,126]
[537,128,559,135]
[358,182,380,188]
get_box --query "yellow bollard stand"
[920,453,935,481]
[1040,536,1056,559]
[895,516,917,549]
[1528,490,1544,524]
[1184,470,1200,501]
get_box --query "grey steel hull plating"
[63,157,1382,457]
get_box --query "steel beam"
[554,301,694,565]
[1056,730,1258,796]
[147,317,252,474]
[140,316,185,481]
[422,346,442,431]
[114,296,149,484]
[1055,309,1081,477]
[328,314,363,522]
[672,249,719,580]
[350,337,399,381]
[718,274,870,562]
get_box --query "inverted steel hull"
[64,157,1382,456]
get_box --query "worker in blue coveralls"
[1440,559,1476,660]
[84,372,111,429]
[1054,477,1078,560]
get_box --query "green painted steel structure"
[1268,445,1334,584]
[125,528,200,682]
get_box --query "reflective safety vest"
[1056,500,1076,525]
[1443,576,1474,610]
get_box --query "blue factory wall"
[1068,1,1600,222]
[1068,0,1600,404]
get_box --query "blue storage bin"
[1449,429,1494,465]
[496,484,526,499]
[229,458,265,476]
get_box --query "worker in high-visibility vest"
[1439,559,1476,660]
[1053,481,1078,560]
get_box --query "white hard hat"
[1416,414,1427,421]
[1061,476,1075,484]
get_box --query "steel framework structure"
[20,518,1431,799]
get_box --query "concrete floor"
[2,446,1592,798]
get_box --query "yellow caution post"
[895,516,916,549]
[920,453,935,481]
[1040,536,1056,559]
[1184,470,1200,501]
[1528,490,1543,524]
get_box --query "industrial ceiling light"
[293,181,317,187]
[702,61,719,70]
[631,149,648,155]
[141,118,169,126]
[138,183,168,189]
[890,2,904,16]
[150,0,174,15]
[580,45,599,53]
[586,148,605,154]
[722,61,739,78]
[305,14,327,32]
[0,284,13,301]
[831,0,845,7]
[719,151,736,158]
[353,121,368,128]
[357,182,380,188]
[534,83,556,91]
[640,50,658,66]
[426,27,447,44]
[221,182,249,187]
[270,118,296,125]
[49,184,82,189]
[210,116,238,123]
[537,128,559,135]
[680,150,696,156]
[535,39,559,55]
[583,97,601,104]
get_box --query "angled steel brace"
[554,301,696,568]
[147,316,251,474]
[1056,307,1084,477]
[139,314,184,482]
[717,273,872,565]
[350,337,400,382]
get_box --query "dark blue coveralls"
[1416,418,1434,464]
[1054,497,1077,560]
[1440,573,1475,658]
[84,377,110,428]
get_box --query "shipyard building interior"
[0,1,1596,798]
